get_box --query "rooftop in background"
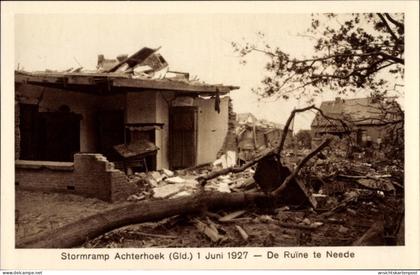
[236,112,284,129]
[311,97,402,128]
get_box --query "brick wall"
[15,154,138,202]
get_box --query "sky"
[15,13,403,131]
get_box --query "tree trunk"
[17,191,266,248]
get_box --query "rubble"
[194,219,226,243]
[219,210,247,222]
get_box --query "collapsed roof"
[15,47,239,96]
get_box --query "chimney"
[116,54,128,62]
[335,97,342,103]
[97,54,104,67]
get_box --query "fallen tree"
[17,191,267,248]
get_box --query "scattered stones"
[165,176,186,184]
[162,168,174,177]
[338,225,350,234]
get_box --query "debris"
[203,211,222,220]
[356,178,396,192]
[338,174,392,180]
[391,181,404,189]
[301,218,311,225]
[106,47,159,73]
[275,206,290,212]
[165,176,186,184]
[194,219,224,242]
[338,225,350,234]
[353,220,385,246]
[152,183,189,199]
[278,221,321,230]
[127,194,146,201]
[171,191,192,199]
[162,168,174,177]
[253,154,286,193]
[213,151,237,169]
[148,178,158,187]
[320,192,359,218]
[257,215,276,223]
[217,181,231,193]
[121,230,178,239]
[235,225,249,241]
[295,177,318,209]
[219,210,246,222]
[150,171,165,182]
[347,208,357,215]
[205,217,220,233]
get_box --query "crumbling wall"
[15,153,137,202]
[196,97,229,165]
[217,97,238,158]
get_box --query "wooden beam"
[15,71,237,94]
[113,78,233,93]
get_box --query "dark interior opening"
[96,110,125,161]
[19,103,81,161]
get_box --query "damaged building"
[236,113,291,162]
[311,97,403,147]
[14,47,238,201]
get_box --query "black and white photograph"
[1,1,419,271]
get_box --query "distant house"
[311,97,403,146]
[235,113,290,162]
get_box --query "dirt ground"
[15,190,116,241]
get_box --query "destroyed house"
[15,47,239,174]
[311,97,403,145]
[235,113,291,162]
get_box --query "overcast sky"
[15,13,403,131]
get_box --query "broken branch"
[337,174,392,180]
[271,138,332,197]
[277,105,316,157]
[196,148,276,186]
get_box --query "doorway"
[169,106,198,169]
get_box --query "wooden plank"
[106,47,158,73]
[113,78,233,93]
[295,177,318,209]
[218,210,247,222]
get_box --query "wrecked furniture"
[113,139,159,174]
